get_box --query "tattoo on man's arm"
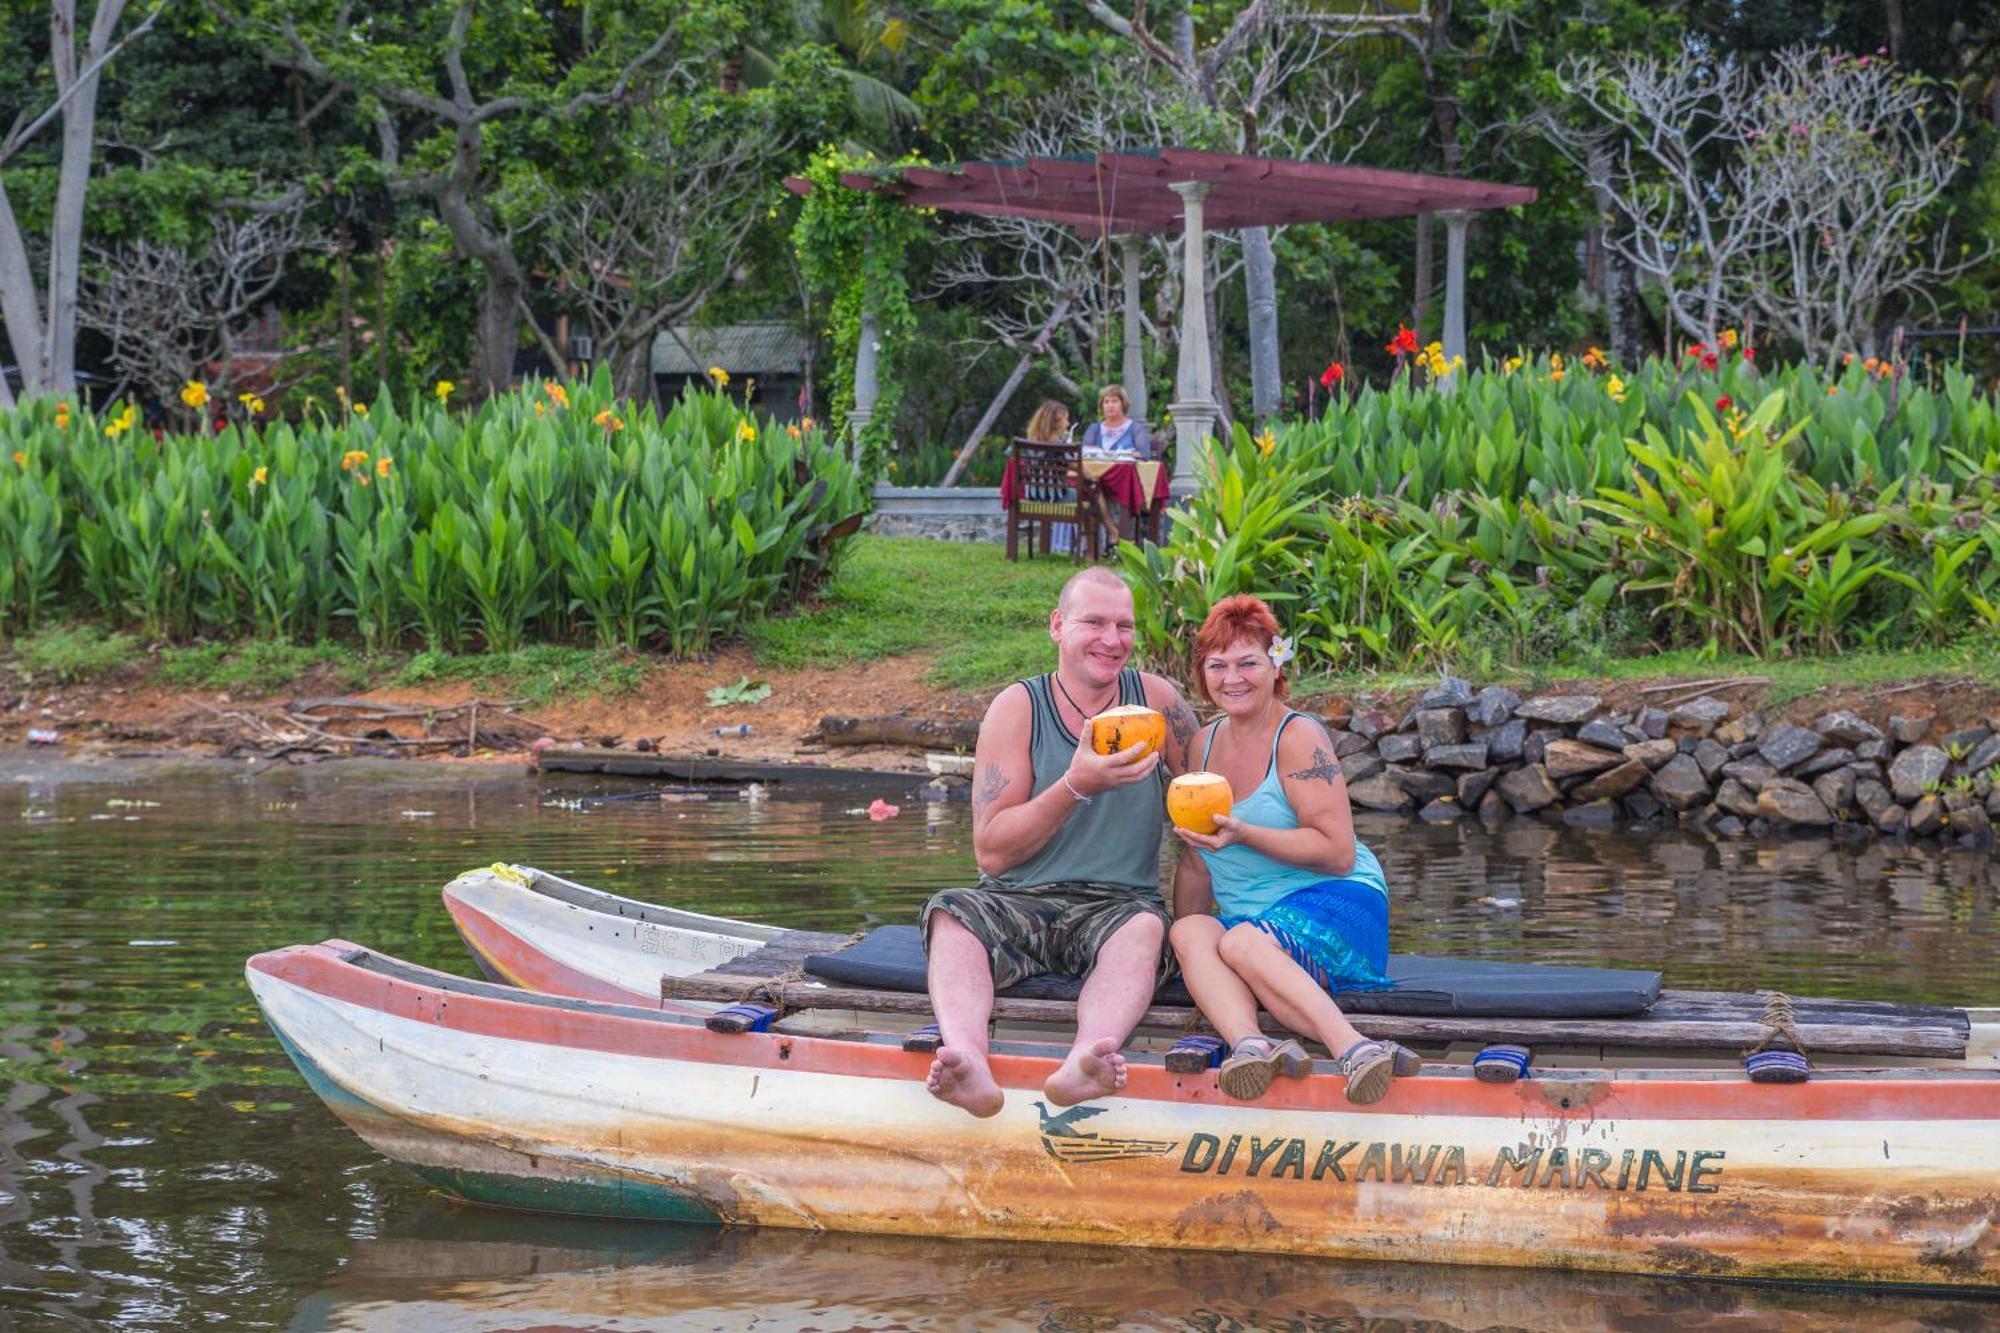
[1166,697,1199,748]
[973,763,1011,814]
[1288,746,1343,786]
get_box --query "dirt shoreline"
[6,646,1999,781]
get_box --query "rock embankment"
[1321,680,1999,849]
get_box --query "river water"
[1,760,1996,1330]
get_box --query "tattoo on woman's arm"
[1288,746,1343,786]
[973,763,1011,814]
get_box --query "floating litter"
[1477,895,1521,909]
[129,940,180,948]
[867,798,901,822]
[400,810,436,818]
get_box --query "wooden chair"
[1005,439,1100,562]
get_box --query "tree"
[77,190,317,409]
[523,95,789,401]
[254,0,718,397]
[0,0,161,406]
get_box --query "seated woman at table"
[1021,399,1080,553]
[1080,385,1151,538]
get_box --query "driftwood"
[817,714,980,751]
[659,972,1967,1058]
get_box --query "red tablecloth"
[999,456,1167,513]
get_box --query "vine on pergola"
[792,145,926,473]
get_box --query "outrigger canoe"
[243,863,2000,1288]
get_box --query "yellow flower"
[1549,352,1564,372]
[801,416,815,431]
[353,402,369,418]
[1255,426,1277,456]
[247,397,265,416]
[251,466,268,486]
[55,402,71,428]
[736,419,756,443]
[534,400,546,417]
[335,385,349,401]
[1720,329,1739,349]
[1606,375,1628,403]
[544,382,569,409]
[340,450,370,472]
[1424,340,1444,357]
[1502,355,1524,374]
[104,403,135,438]
[181,380,210,409]
[238,391,257,405]
[11,450,25,466]
[435,379,454,403]
[1582,346,1607,369]
[376,456,392,478]
[707,366,730,388]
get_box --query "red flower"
[1319,361,1345,388]
[1386,325,1419,358]
[1700,351,1719,371]
[1684,343,1707,360]
[1741,346,1756,363]
[1715,395,1733,411]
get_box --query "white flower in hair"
[1268,634,1295,669]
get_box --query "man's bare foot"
[1042,1036,1127,1106]
[926,1046,1004,1117]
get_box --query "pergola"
[791,146,1535,490]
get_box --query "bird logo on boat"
[1033,1101,1178,1164]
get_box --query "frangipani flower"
[1268,634,1295,670]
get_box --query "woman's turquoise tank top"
[1195,712,1387,919]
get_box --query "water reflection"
[292,1203,1989,1332]
[0,763,1995,1328]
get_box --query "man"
[922,566,1199,1117]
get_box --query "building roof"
[787,146,1535,237]
[651,322,811,376]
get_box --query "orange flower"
[11,451,25,467]
[55,402,71,428]
[544,382,569,409]
[1386,325,1419,358]
[340,450,370,472]
[376,456,392,478]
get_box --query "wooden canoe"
[248,936,2000,1288]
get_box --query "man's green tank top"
[996,667,1166,892]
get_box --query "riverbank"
[7,535,2000,840]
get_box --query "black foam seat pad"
[804,924,1660,1018]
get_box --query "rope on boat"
[1743,990,1814,1083]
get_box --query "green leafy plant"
[706,677,772,708]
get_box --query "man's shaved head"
[1056,565,1130,614]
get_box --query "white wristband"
[1061,774,1093,804]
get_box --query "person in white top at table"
[1078,384,1151,539]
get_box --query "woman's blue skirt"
[1222,878,1390,993]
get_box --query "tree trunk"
[0,175,45,394]
[1242,224,1279,423]
[941,348,1033,487]
[45,0,127,395]
[1585,140,1632,361]
[474,267,519,397]
[613,336,652,404]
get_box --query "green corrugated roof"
[651,322,810,376]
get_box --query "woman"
[1020,400,1078,553]
[1168,595,1416,1104]
[1079,385,1150,540]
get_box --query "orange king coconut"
[1167,772,1234,834]
[1088,705,1166,759]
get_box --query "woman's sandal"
[1216,1036,1313,1101]
[1336,1039,1397,1105]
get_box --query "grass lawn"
[10,534,1999,703]
[747,536,1077,689]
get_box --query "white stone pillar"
[848,306,880,461]
[1441,210,1471,393]
[1167,181,1218,495]
[1120,235,1146,421]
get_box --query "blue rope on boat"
[1744,1049,1810,1084]
[1167,1033,1227,1069]
[707,1002,778,1034]
[902,1022,943,1052]
[1473,1044,1532,1083]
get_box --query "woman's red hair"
[1191,594,1288,704]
